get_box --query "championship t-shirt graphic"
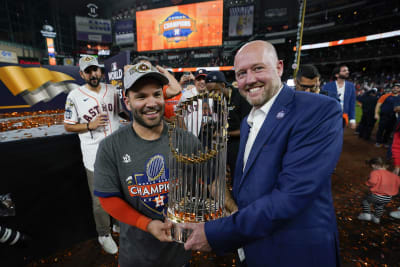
[126,154,169,215]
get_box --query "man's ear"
[79,70,85,80]
[124,95,132,111]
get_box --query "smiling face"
[392,85,400,95]
[80,65,102,88]
[124,80,165,129]
[234,41,283,108]
[195,76,207,93]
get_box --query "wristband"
[87,123,93,139]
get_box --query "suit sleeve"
[348,83,356,121]
[205,98,343,253]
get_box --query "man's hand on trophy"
[147,219,173,242]
[181,222,212,252]
[224,187,238,215]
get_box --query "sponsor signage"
[41,24,57,38]
[115,20,135,46]
[193,53,213,58]
[116,33,134,45]
[75,16,112,43]
[0,50,18,63]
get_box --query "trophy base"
[170,220,192,243]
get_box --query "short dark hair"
[296,65,320,81]
[332,64,347,80]
[366,157,388,167]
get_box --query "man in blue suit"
[182,40,343,267]
[322,64,356,129]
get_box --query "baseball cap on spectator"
[394,83,400,87]
[123,62,169,94]
[79,55,103,72]
[205,71,227,84]
[367,88,377,94]
[195,69,208,79]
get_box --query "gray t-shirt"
[94,123,193,267]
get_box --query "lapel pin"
[276,110,285,119]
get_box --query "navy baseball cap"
[195,69,208,79]
[205,71,227,84]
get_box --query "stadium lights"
[168,66,234,73]
[293,29,400,51]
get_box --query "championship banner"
[103,51,130,116]
[115,20,134,46]
[228,5,254,37]
[75,16,112,43]
[136,0,223,51]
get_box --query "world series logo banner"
[136,0,223,51]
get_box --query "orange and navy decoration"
[136,0,223,51]
[159,11,196,43]
[126,154,170,216]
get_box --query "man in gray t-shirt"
[93,62,193,267]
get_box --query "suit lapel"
[233,121,250,198]
[343,81,349,110]
[238,85,294,190]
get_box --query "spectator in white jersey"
[63,55,121,255]
[178,69,209,136]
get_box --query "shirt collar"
[247,85,283,128]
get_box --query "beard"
[86,77,100,87]
[338,74,348,79]
[242,81,281,108]
[132,105,164,129]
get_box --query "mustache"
[142,106,162,113]
[244,83,264,90]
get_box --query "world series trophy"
[166,90,228,243]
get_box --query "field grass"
[356,104,362,123]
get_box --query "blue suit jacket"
[323,81,356,121]
[205,85,343,267]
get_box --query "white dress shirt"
[336,81,345,110]
[336,81,355,124]
[243,86,283,170]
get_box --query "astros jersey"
[64,83,122,171]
